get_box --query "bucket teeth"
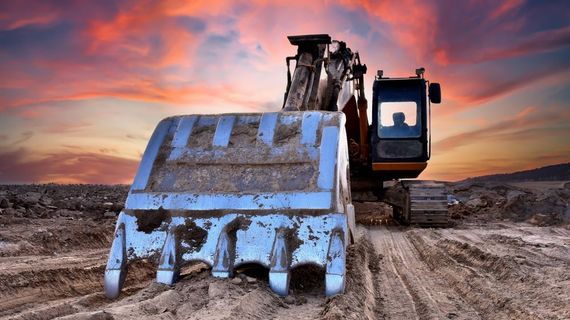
[269,229,291,296]
[104,112,354,298]
[104,222,127,299]
[156,228,179,285]
[325,229,346,296]
[212,227,235,278]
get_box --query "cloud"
[0,1,60,31]
[489,0,524,20]
[424,151,570,181]
[341,0,437,58]
[125,133,149,141]
[0,0,569,184]
[8,131,34,146]
[4,12,59,31]
[43,121,92,134]
[433,55,570,109]
[0,148,138,184]
[99,147,119,155]
[2,0,569,113]
[483,26,570,61]
[433,106,570,153]
[1,78,269,112]
[341,0,569,67]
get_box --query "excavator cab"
[370,69,441,180]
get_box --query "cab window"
[378,101,421,138]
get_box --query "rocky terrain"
[0,182,569,319]
[447,180,570,225]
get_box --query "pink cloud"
[341,0,437,60]
[5,12,59,30]
[478,26,570,62]
[0,1,60,31]
[490,0,524,20]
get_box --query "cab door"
[370,78,429,179]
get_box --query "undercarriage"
[351,178,450,227]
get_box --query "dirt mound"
[0,184,127,257]
[448,181,570,225]
[0,184,128,220]
[0,218,114,257]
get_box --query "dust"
[436,238,527,281]
[406,225,570,319]
[151,162,317,193]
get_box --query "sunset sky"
[1,0,569,184]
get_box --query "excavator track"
[383,180,450,227]
[406,181,449,227]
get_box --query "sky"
[0,0,569,184]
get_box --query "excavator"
[104,34,447,299]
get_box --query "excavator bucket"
[105,111,355,298]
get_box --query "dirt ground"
[1,183,569,319]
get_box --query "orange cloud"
[0,148,138,184]
[423,151,570,182]
[43,121,92,134]
[433,107,565,153]
[84,1,202,68]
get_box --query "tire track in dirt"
[408,226,570,320]
[3,222,568,319]
[0,250,154,317]
[321,231,383,319]
[4,235,384,320]
[437,224,570,266]
[368,227,480,320]
[375,231,419,319]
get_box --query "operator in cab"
[392,112,410,133]
[381,111,412,137]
